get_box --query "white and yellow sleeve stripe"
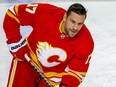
[6,5,20,24]
[43,69,87,86]
[65,67,87,83]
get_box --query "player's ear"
[63,13,67,21]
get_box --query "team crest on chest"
[36,42,67,67]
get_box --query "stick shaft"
[25,54,52,87]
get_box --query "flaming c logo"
[36,42,67,67]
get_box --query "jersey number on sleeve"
[25,3,38,14]
[85,54,92,64]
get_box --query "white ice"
[0,1,116,87]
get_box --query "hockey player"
[3,3,94,87]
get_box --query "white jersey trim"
[7,37,26,52]
[8,6,16,16]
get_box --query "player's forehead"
[68,12,86,23]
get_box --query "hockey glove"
[7,36,30,61]
[59,83,67,87]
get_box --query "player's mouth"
[70,29,78,34]
[68,29,78,38]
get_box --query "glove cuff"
[7,37,26,52]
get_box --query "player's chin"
[69,33,77,38]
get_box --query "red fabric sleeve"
[3,3,37,42]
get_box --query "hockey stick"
[25,54,52,87]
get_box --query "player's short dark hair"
[66,3,87,18]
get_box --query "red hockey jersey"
[3,3,94,87]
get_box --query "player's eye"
[70,19,75,24]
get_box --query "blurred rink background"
[0,0,116,87]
